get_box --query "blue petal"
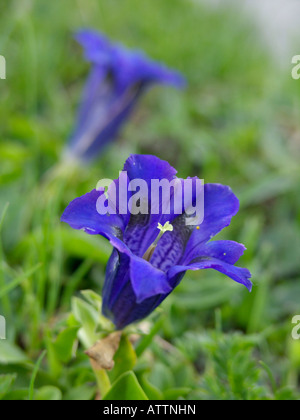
[108,234,172,301]
[61,189,125,238]
[72,65,107,141]
[66,31,186,161]
[168,258,252,292]
[101,245,172,329]
[76,30,186,92]
[66,73,145,161]
[185,240,247,265]
[124,154,177,185]
[182,184,240,263]
[75,30,111,66]
[130,256,171,303]
[122,155,180,257]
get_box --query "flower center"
[143,221,174,262]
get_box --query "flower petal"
[76,29,186,91]
[75,30,111,66]
[182,184,240,263]
[124,154,177,185]
[66,71,144,161]
[101,243,173,329]
[130,257,172,303]
[66,31,185,161]
[112,46,186,92]
[168,257,252,292]
[107,234,172,302]
[61,190,124,239]
[121,155,180,256]
[76,30,186,91]
[185,240,246,265]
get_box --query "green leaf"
[52,326,79,363]
[80,290,114,332]
[163,387,191,400]
[35,386,62,401]
[0,341,28,365]
[139,376,163,400]
[0,203,10,232]
[81,290,102,311]
[0,374,17,399]
[110,335,137,382]
[3,389,28,400]
[103,372,148,401]
[275,387,299,401]
[28,350,47,401]
[64,385,96,401]
[148,363,174,391]
[72,297,99,348]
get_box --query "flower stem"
[90,360,111,398]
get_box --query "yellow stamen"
[143,222,173,262]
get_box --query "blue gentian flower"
[64,30,186,162]
[61,155,252,329]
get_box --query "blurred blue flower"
[64,30,186,162]
[62,155,252,329]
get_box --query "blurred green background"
[0,0,300,400]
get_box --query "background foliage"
[0,0,300,400]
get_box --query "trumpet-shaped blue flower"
[61,155,252,329]
[64,30,186,162]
